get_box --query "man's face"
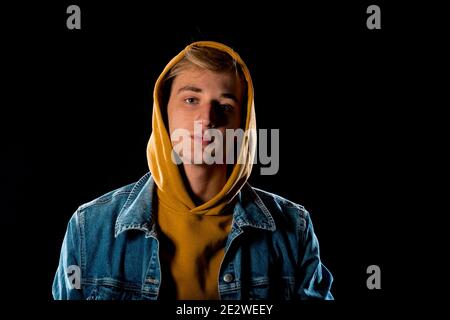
[166,67,244,164]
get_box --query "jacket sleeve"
[295,211,334,300]
[52,210,85,300]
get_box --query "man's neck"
[181,164,227,205]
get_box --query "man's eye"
[221,104,233,111]
[184,98,198,105]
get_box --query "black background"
[1,0,445,313]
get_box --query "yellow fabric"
[157,198,234,299]
[146,41,257,299]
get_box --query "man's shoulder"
[78,182,135,212]
[250,186,308,213]
[76,173,150,219]
[247,185,310,228]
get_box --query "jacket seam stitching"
[79,191,133,210]
[76,208,86,276]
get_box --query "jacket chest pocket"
[247,277,295,300]
[84,283,143,300]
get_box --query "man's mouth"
[192,133,215,146]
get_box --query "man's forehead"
[173,68,243,93]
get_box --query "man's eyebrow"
[177,85,239,103]
[177,86,202,94]
[221,93,239,103]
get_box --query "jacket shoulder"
[78,181,136,212]
[249,186,309,232]
[76,173,150,221]
[251,186,308,214]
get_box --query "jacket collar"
[114,173,276,238]
[114,172,156,238]
[233,185,276,231]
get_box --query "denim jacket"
[52,172,333,300]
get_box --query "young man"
[52,41,333,300]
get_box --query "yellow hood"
[146,41,257,215]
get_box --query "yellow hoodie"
[146,41,257,299]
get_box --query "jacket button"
[223,273,234,283]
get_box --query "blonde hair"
[166,45,245,81]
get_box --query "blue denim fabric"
[52,173,333,300]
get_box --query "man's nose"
[197,101,216,128]
[198,100,226,128]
